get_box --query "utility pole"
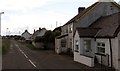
[0,12,4,36]
[0,11,4,71]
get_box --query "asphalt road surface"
[2,40,115,71]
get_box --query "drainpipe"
[109,38,113,68]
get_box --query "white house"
[31,28,47,48]
[74,12,120,70]
[31,28,47,41]
[21,30,31,41]
[55,0,120,56]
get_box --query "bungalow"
[21,30,31,41]
[55,0,120,55]
[74,12,120,70]
[31,28,47,41]
[31,28,47,48]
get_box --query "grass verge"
[2,38,10,55]
[25,43,36,50]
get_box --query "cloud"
[0,0,54,11]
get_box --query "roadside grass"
[25,43,36,50]
[2,38,10,55]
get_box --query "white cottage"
[21,30,31,41]
[31,28,47,48]
[74,12,120,70]
[55,0,120,56]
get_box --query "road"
[2,40,115,70]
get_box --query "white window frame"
[97,42,105,54]
[69,24,73,33]
[75,40,79,52]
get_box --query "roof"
[56,34,68,39]
[53,26,61,32]
[22,30,31,35]
[75,12,120,38]
[31,28,47,39]
[89,12,120,37]
[75,28,100,37]
[63,1,120,26]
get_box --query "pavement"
[2,40,115,71]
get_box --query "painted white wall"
[22,32,31,40]
[37,29,46,37]
[74,31,120,70]
[74,52,94,67]
[96,39,111,66]
[55,38,61,54]
[74,31,94,67]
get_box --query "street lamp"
[0,12,4,36]
[0,12,4,71]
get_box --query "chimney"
[78,7,85,14]
[34,29,35,33]
[39,27,41,31]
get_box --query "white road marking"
[29,59,37,68]
[23,53,28,59]
[15,43,37,68]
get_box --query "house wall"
[74,2,120,30]
[55,38,61,54]
[74,31,94,67]
[37,29,46,37]
[111,38,119,70]
[96,39,111,66]
[55,36,68,54]
[61,25,68,35]
[112,32,120,71]
[68,23,74,52]
[74,52,94,67]
[118,32,120,71]
[22,32,31,40]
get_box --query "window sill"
[74,50,79,52]
[80,54,94,58]
[95,53,106,56]
[118,59,120,61]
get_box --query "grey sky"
[1,0,120,36]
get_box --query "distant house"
[31,28,47,41]
[55,0,120,56]
[74,12,120,70]
[53,26,61,33]
[21,30,31,41]
[31,28,47,48]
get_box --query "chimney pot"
[78,7,85,14]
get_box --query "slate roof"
[22,30,31,35]
[76,28,100,37]
[76,12,120,38]
[63,1,120,26]
[89,12,120,37]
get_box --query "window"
[97,42,105,54]
[83,40,91,52]
[61,39,66,47]
[69,25,72,33]
[75,40,79,52]
[70,39,72,48]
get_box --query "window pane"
[102,43,105,47]
[97,47,105,54]
[97,43,101,46]
[101,48,105,53]
[84,40,91,51]
[75,40,79,52]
